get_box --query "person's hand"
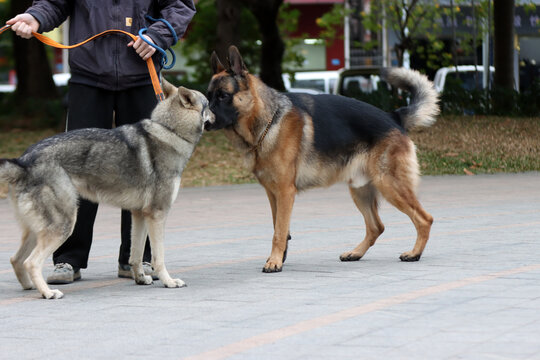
[6,14,40,39]
[127,34,157,61]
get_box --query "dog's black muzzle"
[204,121,215,131]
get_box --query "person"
[8,0,196,284]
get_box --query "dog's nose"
[204,111,215,131]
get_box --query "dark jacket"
[27,0,196,90]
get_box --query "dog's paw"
[399,252,421,262]
[262,258,283,273]
[163,278,186,288]
[42,289,64,299]
[339,252,362,262]
[135,274,153,285]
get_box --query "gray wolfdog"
[0,81,214,299]
[205,46,439,273]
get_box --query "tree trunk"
[10,0,58,100]
[238,0,285,91]
[216,0,241,61]
[493,0,515,90]
[394,45,404,68]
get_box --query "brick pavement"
[0,173,539,359]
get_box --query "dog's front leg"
[265,188,291,263]
[263,185,296,273]
[146,213,186,288]
[130,211,152,285]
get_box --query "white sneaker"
[47,263,81,284]
[118,262,158,280]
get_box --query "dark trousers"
[53,83,157,269]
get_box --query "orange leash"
[0,24,165,101]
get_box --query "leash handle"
[0,24,10,35]
[138,16,177,70]
[1,24,165,102]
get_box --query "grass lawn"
[0,116,539,196]
[411,116,540,175]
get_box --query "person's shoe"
[118,262,158,280]
[47,263,81,284]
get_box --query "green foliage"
[519,0,536,14]
[517,80,540,117]
[179,0,260,85]
[316,4,352,45]
[440,77,540,116]
[278,3,306,73]
[357,0,499,71]
[440,76,491,115]
[415,37,453,72]
[179,0,303,86]
[359,0,446,68]
[446,1,489,65]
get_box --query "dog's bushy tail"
[382,68,440,130]
[0,159,23,186]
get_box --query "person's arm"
[129,0,196,61]
[7,0,72,39]
[128,0,196,60]
[146,0,196,50]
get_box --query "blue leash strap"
[138,15,177,70]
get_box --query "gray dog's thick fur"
[0,81,214,299]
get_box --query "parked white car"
[433,65,495,93]
[283,71,339,94]
[333,67,381,96]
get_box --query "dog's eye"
[218,92,230,101]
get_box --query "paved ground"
[0,173,539,360]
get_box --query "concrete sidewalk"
[0,173,539,359]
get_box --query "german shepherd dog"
[205,46,439,273]
[0,81,214,299]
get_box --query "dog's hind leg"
[10,227,36,290]
[378,182,433,261]
[129,210,152,285]
[372,137,433,261]
[340,183,385,261]
[145,212,186,288]
[24,230,67,299]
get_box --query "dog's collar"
[250,108,281,153]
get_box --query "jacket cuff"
[25,10,45,33]
[144,28,168,50]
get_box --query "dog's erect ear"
[211,51,226,74]
[177,86,197,108]
[162,78,178,99]
[227,45,247,76]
